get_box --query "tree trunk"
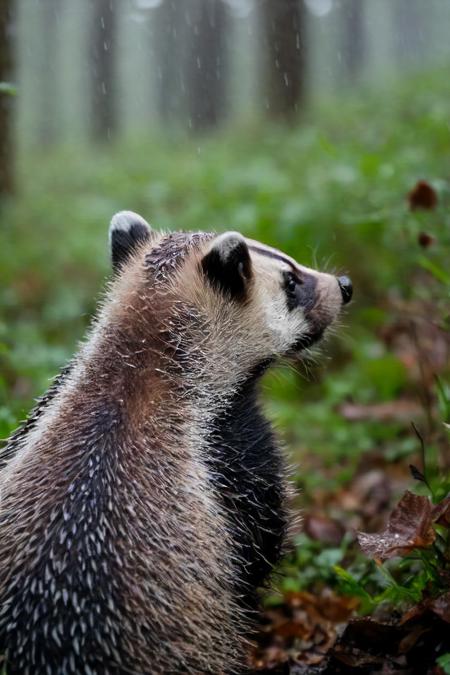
[340,0,365,85]
[154,0,184,124]
[186,0,228,132]
[261,0,306,122]
[392,0,423,68]
[90,0,117,142]
[0,0,14,196]
[37,0,61,147]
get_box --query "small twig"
[411,421,435,499]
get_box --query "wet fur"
[207,366,288,610]
[0,223,344,674]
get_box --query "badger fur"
[0,212,351,674]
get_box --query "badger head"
[108,211,352,389]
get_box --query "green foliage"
[278,533,349,594]
[438,653,450,675]
[1,69,449,652]
[332,558,428,613]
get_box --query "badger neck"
[64,277,268,436]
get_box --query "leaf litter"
[249,178,450,674]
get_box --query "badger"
[0,212,352,674]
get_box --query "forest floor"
[1,68,449,673]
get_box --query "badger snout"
[337,275,353,304]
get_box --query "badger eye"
[286,275,297,293]
[285,272,301,295]
[284,270,315,313]
[284,272,304,310]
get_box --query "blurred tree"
[154,0,185,125]
[392,0,424,68]
[185,0,229,131]
[38,0,61,146]
[340,0,365,85]
[261,0,306,122]
[90,0,117,142]
[0,0,14,195]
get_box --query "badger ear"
[201,232,252,298]
[109,211,153,272]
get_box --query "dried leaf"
[408,180,438,210]
[330,608,450,673]
[400,592,450,626]
[357,491,435,561]
[303,515,345,546]
[429,591,450,624]
[431,495,450,527]
[398,623,431,653]
[330,617,401,668]
[249,590,357,671]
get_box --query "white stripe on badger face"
[246,237,341,298]
[244,238,343,354]
[246,239,325,279]
[246,240,299,271]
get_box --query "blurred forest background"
[1,0,450,672]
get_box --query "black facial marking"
[283,270,317,312]
[111,222,151,272]
[248,245,319,313]
[202,238,252,300]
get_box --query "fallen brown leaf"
[357,490,435,561]
[429,591,450,624]
[249,590,358,671]
[328,610,450,673]
[432,494,450,527]
[330,617,402,669]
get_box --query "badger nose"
[338,275,353,304]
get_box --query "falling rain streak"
[0,0,447,168]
